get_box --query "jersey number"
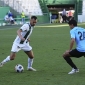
[78,31,85,40]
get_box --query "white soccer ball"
[15,64,24,73]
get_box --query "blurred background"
[0,0,84,25]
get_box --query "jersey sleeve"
[20,24,29,31]
[70,30,75,39]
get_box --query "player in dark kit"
[63,20,85,74]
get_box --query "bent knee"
[29,56,34,59]
[10,56,15,60]
[63,53,70,58]
[10,53,16,60]
[63,54,66,58]
[10,58,15,60]
[63,52,66,57]
[28,54,34,59]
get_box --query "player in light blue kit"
[63,19,85,74]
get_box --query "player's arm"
[69,30,75,51]
[17,29,25,41]
[17,24,28,41]
[69,38,75,50]
[65,30,75,53]
[27,38,30,42]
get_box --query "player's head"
[68,19,77,29]
[30,16,37,26]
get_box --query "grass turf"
[0,23,85,85]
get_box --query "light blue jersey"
[70,27,85,52]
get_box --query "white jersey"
[14,23,33,45]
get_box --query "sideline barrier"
[0,18,29,26]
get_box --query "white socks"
[1,56,34,68]
[28,58,33,68]
[1,56,10,64]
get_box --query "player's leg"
[24,50,36,71]
[0,43,21,67]
[64,15,66,22]
[63,49,82,74]
[22,44,36,71]
[63,50,78,69]
[0,52,16,67]
[63,15,65,22]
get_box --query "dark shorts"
[69,49,85,58]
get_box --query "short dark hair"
[68,19,77,26]
[31,16,37,20]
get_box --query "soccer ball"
[15,64,24,73]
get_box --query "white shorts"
[11,42,32,52]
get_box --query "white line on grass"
[0,23,85,30]
[36,23,85,28]
[0,27,18,30]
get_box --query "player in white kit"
[0,16,37,71]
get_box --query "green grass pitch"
[0,23,85,85]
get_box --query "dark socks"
[64,56,78,69]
